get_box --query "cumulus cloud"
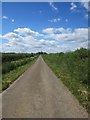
[1,28,58,53]
[48,18,61,23]
[14,28,42,37]
[43,27,88,44]
[2,42,28,53]
[39,39,56,46]
[49,2,58,12]
[70,2,77,11]
[1,32,24,42]
[1,27,88,53]
[43,28,72,34]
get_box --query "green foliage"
[43,48,89,111]
[2,58,32,74]
[74,48,88,59]
[2,53,34,63]
[2,53,37,74]
[1,53,38,91]
[2,59,36,91]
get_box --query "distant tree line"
[35,52,47,55]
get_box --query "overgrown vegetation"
[43,48,89,111]
[2,53,37,91]
[2,57,34,74]
[2,53,34,62]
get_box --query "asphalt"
[1,56,88,118]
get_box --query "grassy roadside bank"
[2,56,37,92]
[43,48,89,111]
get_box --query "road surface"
[2,56,88,118]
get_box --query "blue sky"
[0,2,88,53]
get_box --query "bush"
[2,53,34,63]
[2,58,32,74]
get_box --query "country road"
[2,56,88,118]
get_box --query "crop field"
[43,48,89,111]
[1,53,37,91]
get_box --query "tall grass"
[2,58,37,91]
[1,53,38,91]
[43,48,89,111]
[2,58,32,74]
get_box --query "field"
[43,48,89,111]
[1,53,38,91]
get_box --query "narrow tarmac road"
[2,56,88,118]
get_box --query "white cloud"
[43,28,72,34]
[1,28,57,53]
[83,2,88,10]
[2,16,8,19]
[39,39,56,46]
[1,32,24,42]
[80,1,90,19]
[1,27,88,53]
[43,27,88,44]
[49,2,58,12]
[12,19,14,23]
[48,18,61,23]
[80,0,90,11]
[2,16,15,23]
[80,0,88,10]
[85,13,90,19]
[57,44,76,52]
[14,28,42,37]
[0,34,2,38]
[43,28,54,34]
[70,2,77,11]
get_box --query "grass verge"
[43,49,89,111]
[2,58,37,92]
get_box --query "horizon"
[1,47,88,54]
[0,2,88,53]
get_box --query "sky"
[0,2,89,53]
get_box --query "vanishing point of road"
[1,56,88,118]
